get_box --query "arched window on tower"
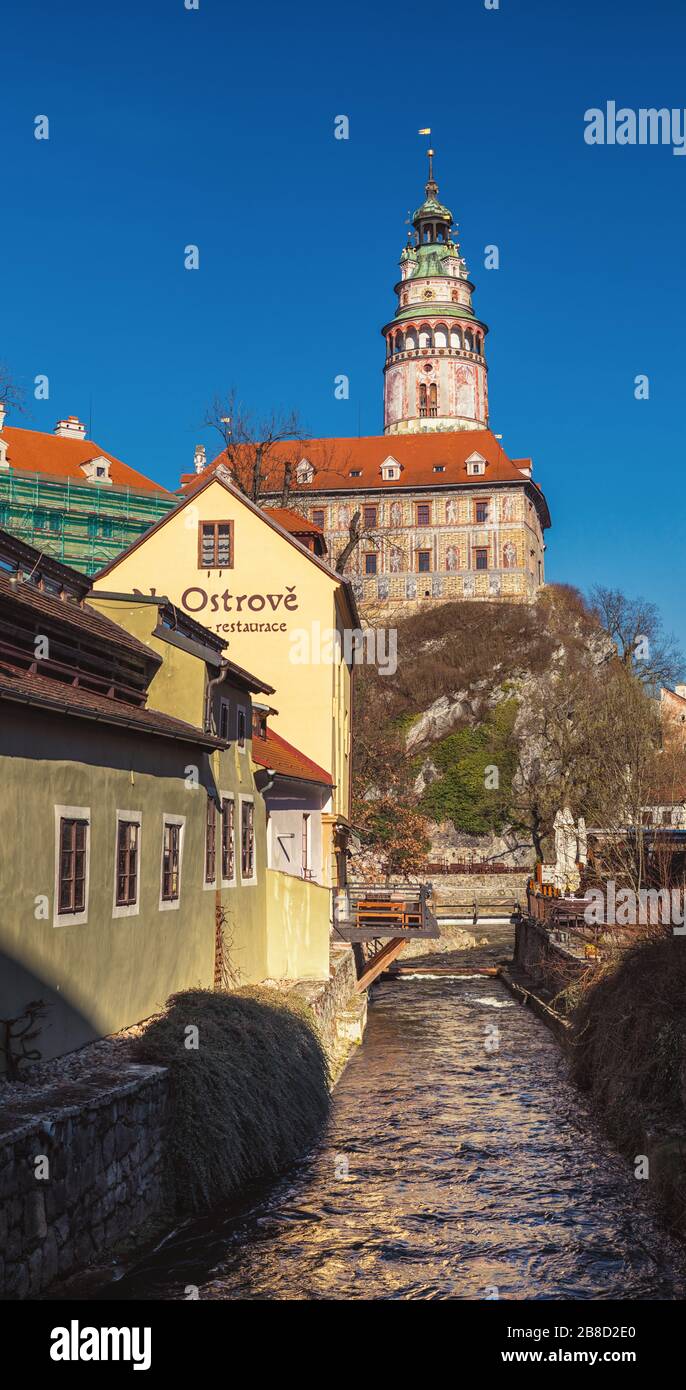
[418,383,428,418]
[419,324,433,349]
[465,330,473,352]
[450,326,462,350]
[429,383,438,417]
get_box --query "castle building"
[201,154,550,611]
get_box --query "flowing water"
[104,970,686,1301]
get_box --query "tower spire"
[426,144,437,196]
[381,152,490,435]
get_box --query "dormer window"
[296,458,314,484]
[466,452,487,476]
[380,456,401,481]
[433,465,445,473]
[80,455,112,484]
[349,469,362,478]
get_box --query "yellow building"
[93,467,357,895]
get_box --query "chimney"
[54,416,87,441]
[194,444,207,474]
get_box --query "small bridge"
[334,884,439,991]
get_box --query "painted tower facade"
[382,154,489,435]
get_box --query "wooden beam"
[355,938,406,992]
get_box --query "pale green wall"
[0,705,268,1064]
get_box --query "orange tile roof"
[252,725,332,785]
[264,506,324,536]
[201,430,551,526]
[1,426,170,495]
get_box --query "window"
[433,465,445,473]
[205,797,217,885]
[417,550,431,573]
[198,520,233,569]
[34,509,60,534]
[241,799,256,882]
[364,553,378,576]
[58,817,88,915]
[419,383,427,418]
[363,505,377,530]
[302,814,311,877]
[475,547,489,571]
[221,797,235,883]
[349,469,362,477]
[429,382,438,417]
[312,509,325,528]
[160,818,184,906]
[237,707,247,750]
[115,819,139,908]
[88,516,114,539]
[219,700,230,741]
[252,709,268,739]
[296,458,314,484]
[475,501,489,524]
[416,503,431,527]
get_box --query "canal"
[101,957,686,1301]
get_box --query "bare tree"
[204,391,308,505]
[590,585,683,691]
[0,363,25,418]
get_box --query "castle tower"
[382,149,489,434]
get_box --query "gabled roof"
[0,425,171,495]
[251,725,333,786]
[95,468,361,628]
[200,430,551,527]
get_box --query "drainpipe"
[205,660,230,734]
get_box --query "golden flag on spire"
[418,128,431,135]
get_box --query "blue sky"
[4,0,686,646]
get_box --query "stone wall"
[276,943,366,1075]
[0,1062,169,1299]
[0,948,365,1299]
[429,870,529,910]
[514,916,585,993]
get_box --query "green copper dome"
[412,193,453,224]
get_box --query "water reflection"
[108,976,686,1301]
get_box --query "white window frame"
[112,809,142,919]
[239,794,258,886]
[53,805,91,929]
[236,705,248,753]
[220,791,237,888]
[159,814,186,912]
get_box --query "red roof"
[1,426,170,495]
[264,506,324,536]
[251,725,332,785]
[201,429,546,503]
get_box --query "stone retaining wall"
[0,1063,168,1299]
[0,948,365,1299]
[429,870,529,909]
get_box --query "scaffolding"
[0,468,175,575]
